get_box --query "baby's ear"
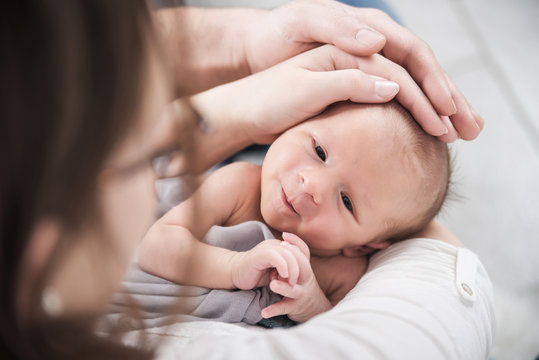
[366,240,391,250]
[342,246,365,257]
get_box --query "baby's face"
[260,104,422,256]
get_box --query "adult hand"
[188,45,401,172]
[192,43,458,158]
[242,0,483,141]
[157,1,481,142]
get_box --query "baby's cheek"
[299,225,331,248]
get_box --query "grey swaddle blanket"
[105,221,283,330]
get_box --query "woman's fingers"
[359,9,483,136]
[245,0,387,72]
[354,53,449,137]
[445,76,482,140]
[357,8,456,117]
[246,1,483,140]
[438,116,459,143]
[289,1,387,56]
[311,70,399,104]
[303,45,447,136]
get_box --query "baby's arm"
[139,162,294,289]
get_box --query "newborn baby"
[139,101,450,323]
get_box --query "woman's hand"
[261,233,332,323]
[157,0,483,141]
[242,0,482,141]
[189,45,403,172]
[191,43,459,167]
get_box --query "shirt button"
[461,282,474,296]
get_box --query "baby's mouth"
[281,187,297,214]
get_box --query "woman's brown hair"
[1,1,158,358]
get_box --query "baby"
[139,101,450,323]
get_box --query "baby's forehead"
[298,104,392,135]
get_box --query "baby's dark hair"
[378,101,451,243]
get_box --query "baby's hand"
[230,239,301,290]
[261,233,332,323]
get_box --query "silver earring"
[41,286,63,317]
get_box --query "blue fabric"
[257,315,297,328]
[338,0,401,24]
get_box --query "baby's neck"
[268,225,283,241]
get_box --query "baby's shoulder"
[206,162,262,190]
[214,161,261,181]
[209,162,263,225]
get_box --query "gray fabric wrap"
[105,221,281,329]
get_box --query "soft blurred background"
[185,0,539,358]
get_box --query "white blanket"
[118,237,495,360]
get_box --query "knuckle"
[392,62,407,78]
[369,8,390,22]
[410,38,435,64]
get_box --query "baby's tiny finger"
[278,245,299,286]
[261,298,292,319]
[282,232,310,258]
[270,279,302,299]
[267,250,288,279]
[269,269,279,282]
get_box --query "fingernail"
[471,109,484,131]
[475,120,481,132]
[375,80,399,97]
[451,99,457,115]
[355,28,384,46]
[440,116,450,135]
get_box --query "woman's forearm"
[153,6,265,95]
[187,86,253,174]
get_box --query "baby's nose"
[299,171,323,206]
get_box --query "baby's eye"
[341,193,353,213]
[314,142,326,162]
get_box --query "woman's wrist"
[189,85,254,172]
